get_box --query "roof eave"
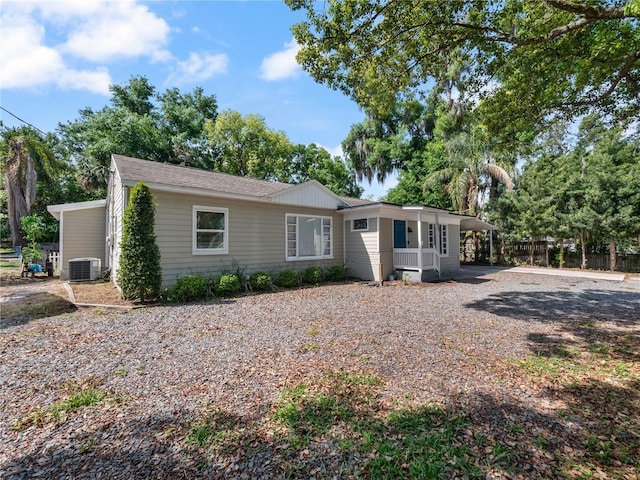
[47,199,107,220]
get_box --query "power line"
[0,106,46,135]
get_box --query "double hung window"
[193,206,228,254]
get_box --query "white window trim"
[192,205,229,255]
[285,213,333,261]
[351,218,369,232]
[440,224,449,257]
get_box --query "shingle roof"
[112,154,293,198]
[339,196,377,207]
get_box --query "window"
[427,223,435,249]
[193,206,228,254]
[286,214,332,260]
[352,218,369,231]
[440,224,449,256]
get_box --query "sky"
[0,0,397,199]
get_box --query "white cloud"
[317,144,344,159]
[58,68,111,95]
[167,52,229,86]
[61,2,171,62]
[0,1,170,95]
[0,10,111,94]
[259,39,301,81]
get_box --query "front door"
[393,220,406,248]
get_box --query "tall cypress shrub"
[117,182,161,301]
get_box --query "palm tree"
[1,127,58,247]
[423,130,513,216]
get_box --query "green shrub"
[302,266,324,284]
[215,273,241,296]
[250,271,273,291]
[276,269,300,288]
[117,183,161,302]
[327,265,349,281]
[170,275,208,302]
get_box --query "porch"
[390,206,498,281]
[392,248,439,273]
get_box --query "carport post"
[489,230,494,266]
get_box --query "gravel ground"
[1,271,638,479]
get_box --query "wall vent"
[68,258,101,281]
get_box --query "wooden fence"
[462,239,640,273]
[561,254,640,273]
[48,251,61,273]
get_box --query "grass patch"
[509,328,640,477]
[296,343,319,353]
[185,408,248,454]
[365,405,482,479]
[272,370,486,478]
[511,354,575,377]
[14,379,112,430]
[0,258,20,268]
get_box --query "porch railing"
[393,248,439,273]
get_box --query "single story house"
[48,155,496,286]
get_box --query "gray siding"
[152,190,344,286]
[439,223,460,275]
[60,207,106,280]
[344,217,379,281]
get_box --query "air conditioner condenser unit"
[68,258,101,281]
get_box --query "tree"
[205,110,293,182]
[157,86,219,169]
[1,126,59,247]
[489,115,640,270]
[385,138,451,207]
[424,129,513,216]
[287,0,640,142]
[574,118,640,270]
[290,143,363,197]
[58,76,218,188]
[117,183,162,302]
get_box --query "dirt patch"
[69,281,134,307]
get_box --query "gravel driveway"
[1,271,638,479]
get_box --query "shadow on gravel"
[2,412,207,479]
[0,293,76,329]
[464,289,640,325]
[462,287,640,477]
[3,375,638,479]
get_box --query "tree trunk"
[609,239,617,271]
[558,238,565,268]
[4,139,37,247]
[580,231,587,269]
[529,238,535,265]
[545,239,549,267]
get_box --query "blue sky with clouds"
[0,0,397,199]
